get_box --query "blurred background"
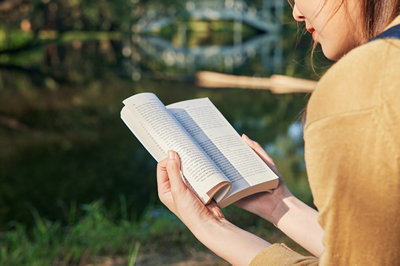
[0,0,331,264]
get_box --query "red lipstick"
[307,28,316,41]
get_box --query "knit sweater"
[251,15,400,265]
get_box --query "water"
[0,17,316,229]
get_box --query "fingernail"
[242,134,249,141]
[168,150,176,159]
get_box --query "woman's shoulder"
[306,37,400,126]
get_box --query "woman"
[157,0,400,264]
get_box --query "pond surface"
[0,18,318,229]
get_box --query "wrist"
[189,214,231,235]
[271,195,297,226]
[187,215,235,253]
[179,204,230,236]
[191,216,270,265]
[269,196,324,256]
[257,188,293,225]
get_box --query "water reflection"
[129,33,282,75]
[129,0,284,77]
[135,0,283,33]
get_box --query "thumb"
[166,150,187,195]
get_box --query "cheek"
[319,29,357,60]
[316,11,358,60]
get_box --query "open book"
[121,93,279,208]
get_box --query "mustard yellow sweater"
[251,15,400,265]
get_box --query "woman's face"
[292,0,363,60]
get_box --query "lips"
[307,28,316,41]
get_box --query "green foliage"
[0,202,144,264]
[0,201,307,265]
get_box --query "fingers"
[157,157,168,181]
[156,158,170,198]
[166,150,187,196]
[242,134,273,163]
[207,200,225,220]
[242,133,262,151]
[242,134,279,175]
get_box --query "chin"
[321,41,357,61]
[321,46,343,61]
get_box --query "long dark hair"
[362,0,400,41]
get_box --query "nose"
[292,5,305,22]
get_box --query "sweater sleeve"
[250,244,318,266]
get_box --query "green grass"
[0,200,310,265]
[0,201,189,265]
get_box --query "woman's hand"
[236,135,324,257]
[235,134,293,225]
[157,150,271,265]
[157,150,226,230]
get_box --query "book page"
[121,107,166,161]
[167,98,278,198]
[122,93,231,203]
